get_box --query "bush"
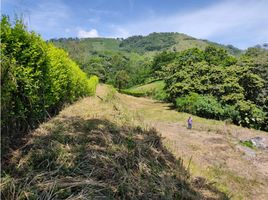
[1,16,98,152]
[175,93,224,119]
[87,75,99,95]
[234,100,266,129]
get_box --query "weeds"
[239,140,256,149]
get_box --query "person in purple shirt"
[187,116,193,129]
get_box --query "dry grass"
[1,85,230,200]
[3,84,266,199]
[117,89,268,200]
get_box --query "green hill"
[119,32,241,55]
[51,32,242,57]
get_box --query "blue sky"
[2,0,268,49]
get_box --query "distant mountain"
[119,32,242,55]
[50,32,242,56]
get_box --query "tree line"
[152,46,267,130]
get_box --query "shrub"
[234,100,266,129]
[175,93,224,119]
[1,16,98,154]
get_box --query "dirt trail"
[107,87,268,200]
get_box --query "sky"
[1,0,268,49]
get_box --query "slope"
[2,85,268,200]
[118,87,268,200]
[121,80,166,100]
[51,32,242,60]
[120,32,241,55]
[1,85,229,200]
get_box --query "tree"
[115,70,130,90]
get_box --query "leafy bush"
[234,100,266,129]
[176,93,224,119]
[163,46,267,130]
[1,16,98,149]
[87,75,99,95]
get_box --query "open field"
[2,85,267,199]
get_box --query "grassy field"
[119,86,268,200]
[2,85,230,200]
[2,85,267,200]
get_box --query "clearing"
[3,84,268,199]
[117,84,268,199]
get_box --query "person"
[187,116,193,129]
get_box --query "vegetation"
[1,85,230,200]
[150,46,267,130]
[119,32,177,53]
[175,93,224,120]
[1,13,267,200]
[50,32,242,90]
[240,140,255,149]
[1,16,98,158]
[122,80,167,101]
[51,32,267,131]
[114,70,130,90]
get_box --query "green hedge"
[176,93,224,119]
[1,16,98,140]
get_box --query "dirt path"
[112,88,268,200]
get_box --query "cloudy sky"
[2,0,268,49]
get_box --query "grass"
[205,166,259,200]
[239,140,256,149]
[3,84,266,199]
[121,80,167,100]
[117,85,268,200]
[1,85,229,200]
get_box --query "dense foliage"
[1,16,99,151]
[151,46,267,130]
[51,33,242,90]
[175,93,224,120]
[119,32,176,53]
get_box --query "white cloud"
[78,29,99,38]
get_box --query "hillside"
[50,35,267,131]
[2,85,267,199]
[49,32,244,93]
[119,32,241,55]
[51,32,242,57]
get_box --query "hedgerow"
[1,16,98,154]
